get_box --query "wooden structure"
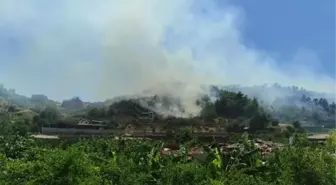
[41,120,113,135]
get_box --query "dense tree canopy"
[198,90,272,132]
[61,97,85,110]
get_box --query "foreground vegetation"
[0,131,335,185]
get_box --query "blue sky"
[232,0,335,76]
[0,0,334,101]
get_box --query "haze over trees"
[0,83,335,132]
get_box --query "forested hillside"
[0,84,58,110]
[0,83,334,136]
[214,84,335,128]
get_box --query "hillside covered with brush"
[1,83,334,136]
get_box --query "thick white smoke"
[0,0,335,116]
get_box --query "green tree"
[39,107,59,125]
[248,111,270,131]
[200,103,217,121]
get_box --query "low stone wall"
[41,127,229,141]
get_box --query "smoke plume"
[0,0,335,116]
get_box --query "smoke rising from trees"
[0,0,334,115]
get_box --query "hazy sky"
[0,0,335,101]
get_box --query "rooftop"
[77,123,107,127]
[307,134,329,140]
[31,134,59,139]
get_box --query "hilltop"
[0,83,334,136]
